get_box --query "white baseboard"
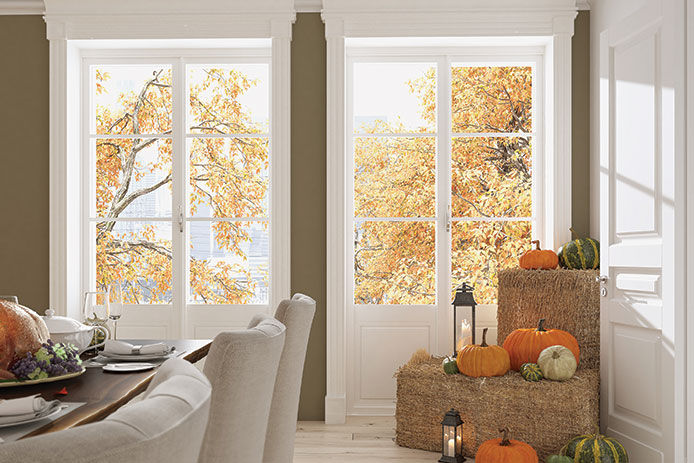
[325,394,346,424]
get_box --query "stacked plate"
[0,395,64,428]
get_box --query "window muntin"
[88,58,270,306]
[351,57,536,306]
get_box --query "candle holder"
[439,408,465,462]
[452,283,477,356]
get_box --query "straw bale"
[497,269,600,369]
[395,357,599,460]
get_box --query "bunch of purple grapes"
[9,340,82,380]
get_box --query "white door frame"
[322,0,578,424]
[686,0,694,455]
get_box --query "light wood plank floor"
[294,416,470,462]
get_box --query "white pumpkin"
[537,345,577,381]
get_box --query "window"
[349,53,539,305]
[86,55,272,308]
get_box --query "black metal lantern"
[452,283,477,356]
[439,408,465,463]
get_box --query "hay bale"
[497,269,600,369]
[395,357,599,460]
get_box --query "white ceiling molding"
[1,0,325,16]
[321,0,579,37]
[43,0,296,40]
[0,0,43,14]
[577,0,591,10]
[294,0,322,13]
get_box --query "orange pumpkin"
[476,428,538,463]
[502,318,580,371]
[456,328,510,377]
[519,240,558,269]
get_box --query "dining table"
[0,339,211,440]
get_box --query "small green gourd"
[442,356,459,375]
[520,363,543,382]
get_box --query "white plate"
[99,349,174,362]
[0,404,65,428]
[102,363,156,373]
[0,369,86,388]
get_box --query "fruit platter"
[0,340,84,387]
[0,300,85,387]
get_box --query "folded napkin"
[104,340,171,356]
[0,395,60,425]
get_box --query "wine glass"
[109,282,123,340]
[83,290,110,325]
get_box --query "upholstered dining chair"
[198,316,286,463]
[0,357,212,463]
[256,293,316,463]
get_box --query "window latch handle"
[445,208,451,233]
[178,208,184,233]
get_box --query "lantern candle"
[456,320,473,352]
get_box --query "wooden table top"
[0,339,211,439]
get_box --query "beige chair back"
[198,317,286,463]
[258,293,316,463]
[0,357,212,463]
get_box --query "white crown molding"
[322,0,579,38]
[0,0,43,14]
[577,0,591,10]
[43,0,296,40]
[294,0,322,13]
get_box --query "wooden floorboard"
[294,417,473,463]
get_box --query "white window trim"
[44,0,295,321]
[323,0,579,424]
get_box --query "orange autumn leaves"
[95,66,268,304]
[354,66,532,305]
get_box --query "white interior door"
[599,1,684,460]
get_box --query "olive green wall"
[0,11,589,421]
[572,11,591,238]
[0,16,49,311]
[290,14,327,421]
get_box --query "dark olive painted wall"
[571,11,591,238]
[0,11,589,421]
[290,14,327,421]
[0,16,49,311]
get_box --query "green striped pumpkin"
[558,229,600,270]
[519,363,543,382]
[561,433,628,462]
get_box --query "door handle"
[596,275,608,283]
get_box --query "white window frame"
[44,0,295,325]
[81,51,274,331]
[323,0,579,424]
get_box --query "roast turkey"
[0,301,49,374]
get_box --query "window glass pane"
[451,220,531,304]
[354,221,435,305]
[451,65,532,133]
[94,138,172,218]
[451,137,532,218]
[354,137,436,218]
[188,64,269,134]
[353,62,436,134]
[93,65,172,135]
[188,221,269,305]
[96,221,172,304]
[188,138,269,218]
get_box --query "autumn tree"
[95,66,268,304]
[354,66,532,305]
